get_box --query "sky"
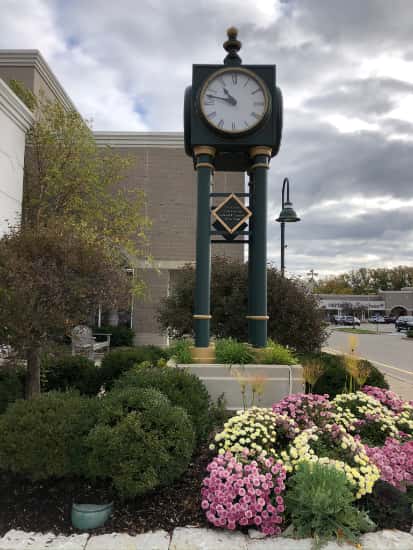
[1,0,413,278]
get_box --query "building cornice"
[93,131,184,148]
[0,78,34,132]
[0,50,75,111]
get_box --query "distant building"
[0,50,244,346]
[316,288,413,320]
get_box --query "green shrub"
[359,480,413,532]
[0,365,24,413]
[285,462,372,549]
[93,325,134,347]
[309,353,389,398]
[406,329,413,339]
[0,392,99,479]
[167,339,193,363]
[114,366,211,442]
[258,339,297,365]
[86,387,195,498]
[99,346,167,389]
[215,338,254,364]
[41,355,101,396]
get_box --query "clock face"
[199,68,270,135]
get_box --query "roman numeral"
[244,121,249,127]
[219,78,226,87]
[253,101,264,106]
[218,119,224,128]
[251,112,260,119]
[207,111,216,119]
[204,99,215,106]
[232,74,238,84]
[251,88,261,95]
[243,77,250,87]
[232,122,236,130]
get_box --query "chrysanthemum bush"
[332,391,413,446]
[272,393,333,430]
[280,423,380,499]
[210,407,296,458]
[332,391,401,446]
[362,386,413,437]
[201,451,286,535]
[365,438,413,492]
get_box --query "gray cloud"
[1,0,413,275]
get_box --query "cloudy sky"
[2,0,413,277]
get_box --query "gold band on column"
[193,314,212,319]
[246,315,269,320]
[193,146,216,157]
[195,162,215,170]
[249,146,272,158]
[250,162,269,170]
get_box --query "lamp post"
[276,177,300,277]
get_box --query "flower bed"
[202,387,413,547]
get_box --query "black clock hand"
[206,94,236,106]
[223,88,237,105]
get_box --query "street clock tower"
[184,28,283,357]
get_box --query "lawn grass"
[335,327,378,335]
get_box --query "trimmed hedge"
[86,387,195,498]
[308,353,389,397]
[99,346,167,389]
[41,356,101,396]
[114,366,212,442]
[0,366,24,413]
[0,392,99,480]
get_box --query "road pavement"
[325,324,413,400]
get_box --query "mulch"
[0,443,211,536]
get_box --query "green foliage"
[86,387,195,498]
[308,353,389,397]
[215,338,254,364]
[99,346,167,389]
[114,366,211,442]
[168,339,193,363]
[0,392,99,479]
[406,329,413,339]
[285,462,367,549]
[0,365,24,413]
[158,258,327,353]
[316,265,413,294]
[258,339,297,365]
[93,325,134,347]
[41,355,101,396]
[360,480,413,532]
[8,79,37,111]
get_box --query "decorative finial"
[223,26,242,65]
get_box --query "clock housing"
[185,63,282,171]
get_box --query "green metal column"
[193,146,215,348]
[247,171,255,345]
[247,147,271,348]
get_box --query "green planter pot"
[71,502,113,530]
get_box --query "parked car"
[369,315,385,323]
[383,316,396,324]
[395,315,413,332]
[333,315,361,326]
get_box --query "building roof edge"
[93,131,184,148]
[0,78,34,131]
[0,50,75,111]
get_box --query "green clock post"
[184,27,283,356]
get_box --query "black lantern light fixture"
[276,177,300,276]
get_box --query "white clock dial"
[200,69,269,134]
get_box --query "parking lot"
[326,323,413,400]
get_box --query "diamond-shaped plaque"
[212,193,252,235]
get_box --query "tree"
[0,226,131,397]
[158,257,327,353]
[315,266,413,294]
[0,84,149,397]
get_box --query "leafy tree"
[158,257,327,353]
[0,225,131,397]
[0,83,149,397]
